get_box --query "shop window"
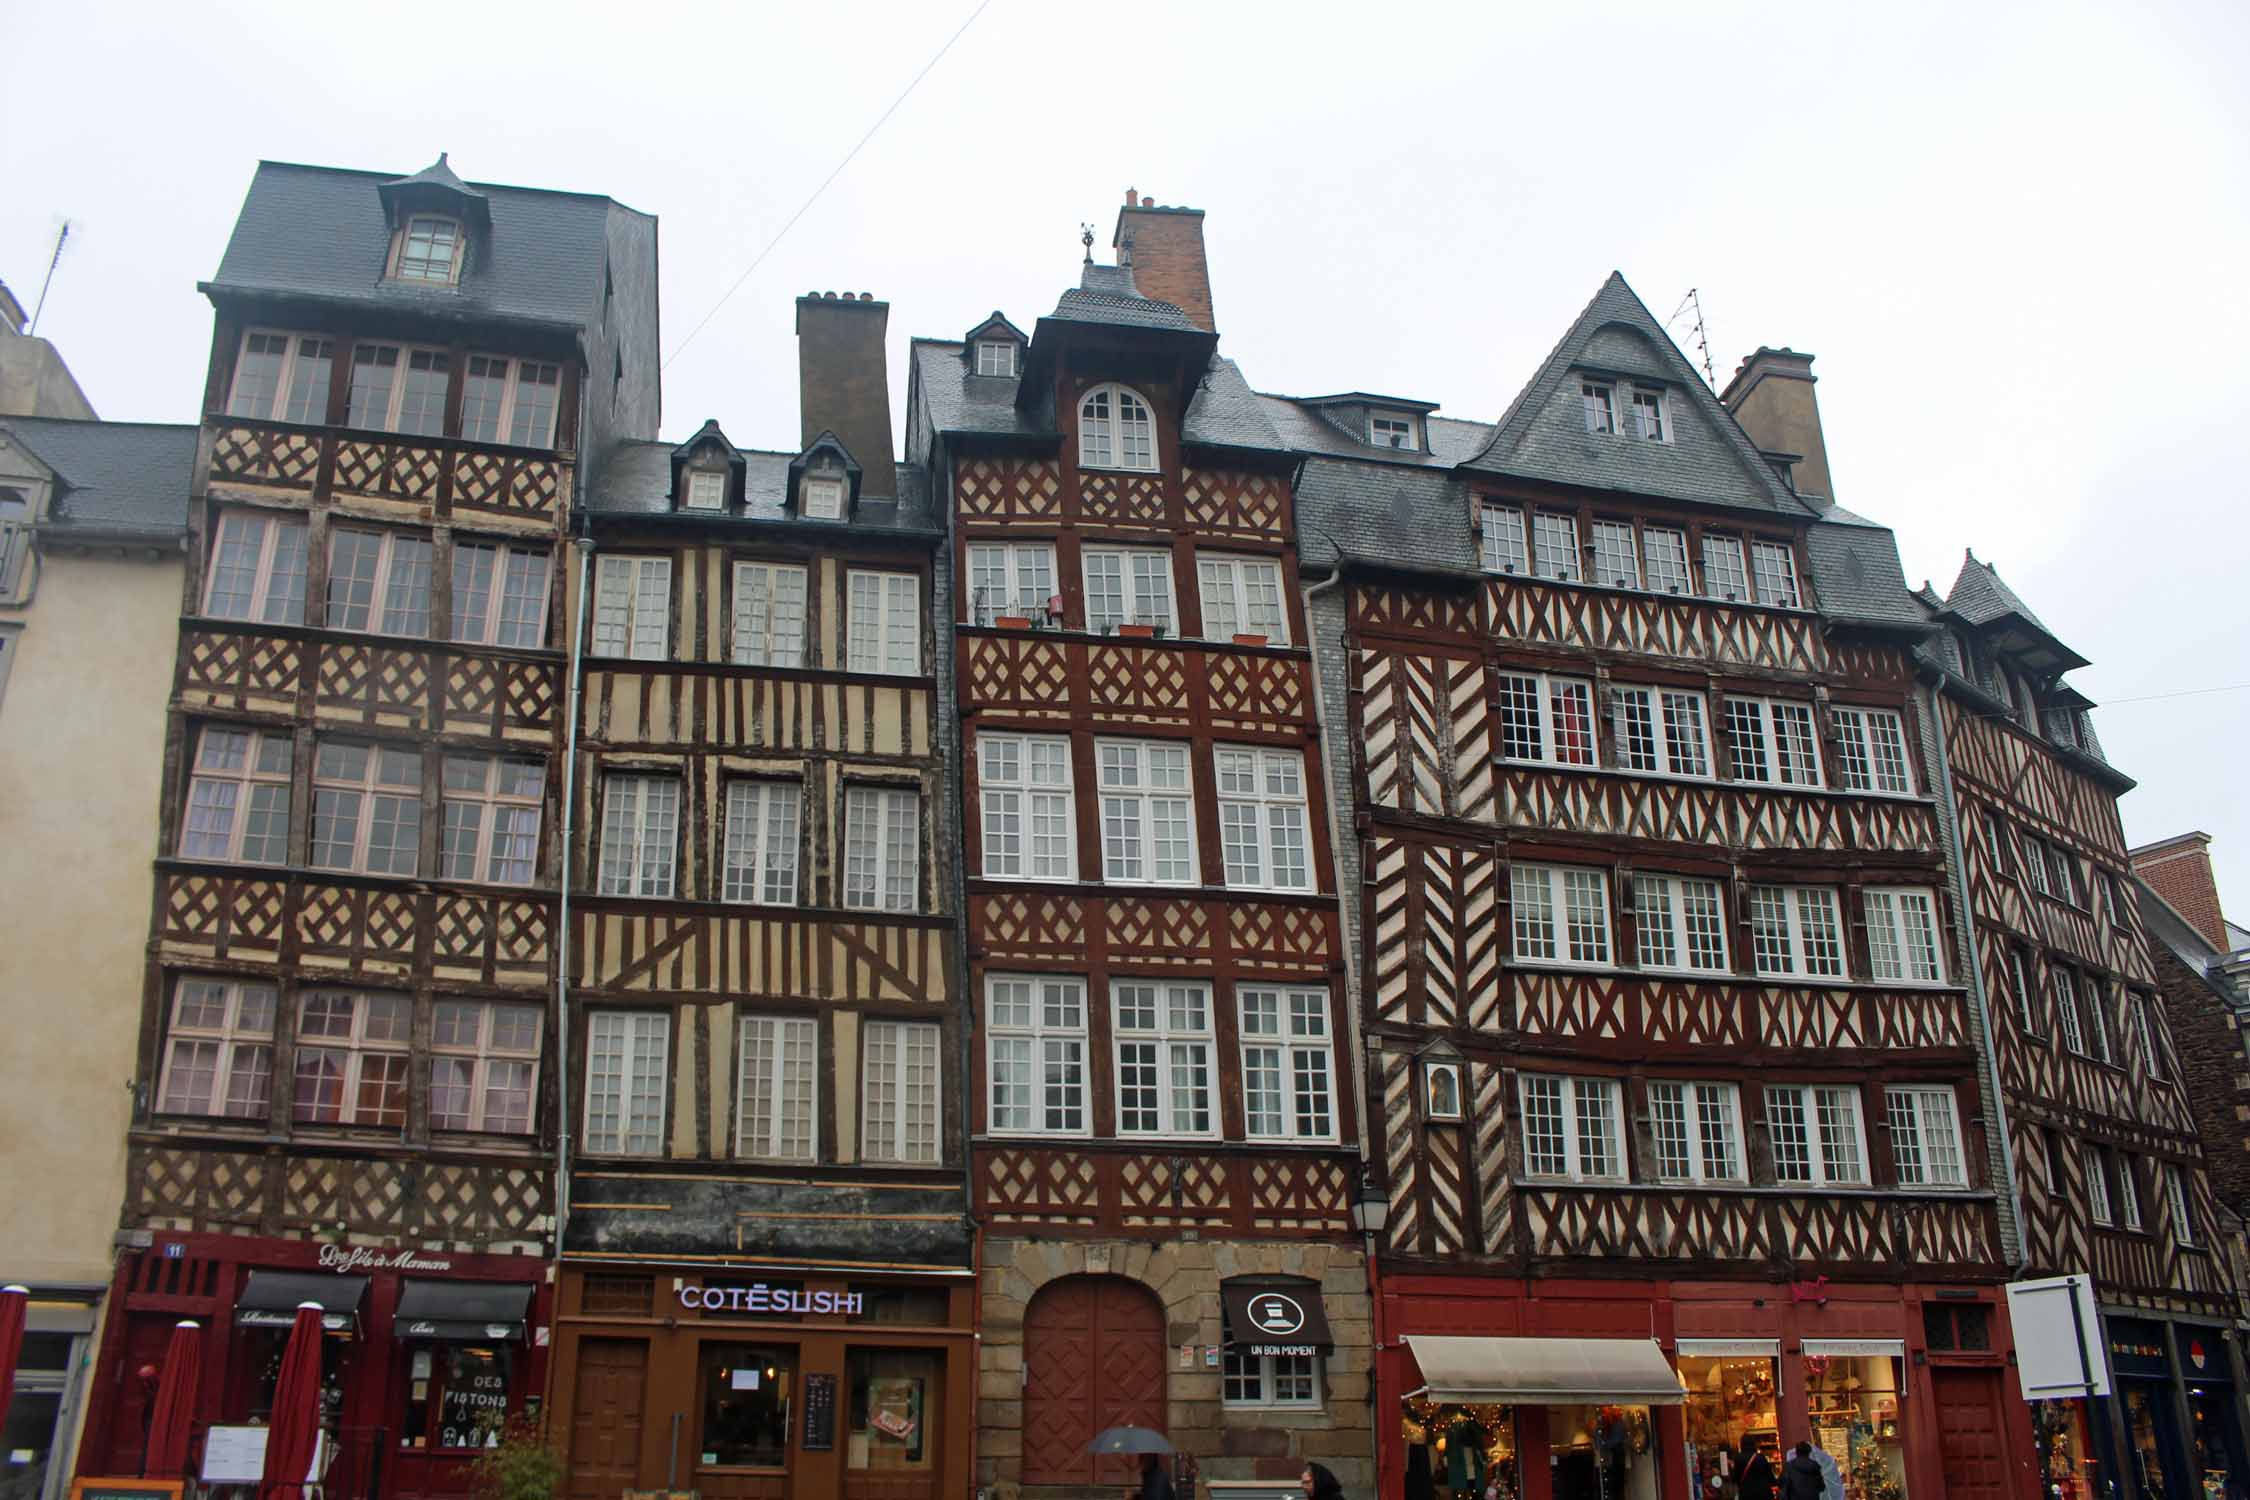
[847,1348,940,1473]
[1920,1303,1992,1353]
[1221,1341,1321,1408]
[1551,1402,1658,1500]
[404,1342,515,1452]
[1803,1354,1908,1500]
[698,1343,795,1469]
[1401,1396,1516,1500]
[2123,1385,2173,1500]
[1679,1351,1779,1499]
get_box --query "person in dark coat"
[1780,1442,1826,1500]
[1301,1462,1345,1499]
[1128,1452,1177,1500]
[1738,1437,1778,1500]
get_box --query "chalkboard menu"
[802,1372,838,1452]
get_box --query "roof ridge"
[252,157,628,204]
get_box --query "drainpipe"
[554,531,595,1265]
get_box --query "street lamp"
[1351,1172,1390,1238]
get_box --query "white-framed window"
[2009,947,2039,1034]
[2103,871,2131,932]
[1239,988,1335,1142]
[1610,684,1711,777]
[203,509,310,625]
[975,340,1018,377]
[1495,671,1596,767]
[846,569,920,674]
[2083,979,2115,1064]
[1532,512,1581,582]
[1642,526,1692,593]
[736,1014,817,1162]
[1750,540,1802,607]
[2053,966,2087,1055]
[451,539,550,647]
[1097,740,1195,884]
[1863,887,1946,985]
[1701,534,1749,601]
[1511,863,1613,967]
[310,739,423,876]
[181,726,293,864]
[1747,885,1847,978]
[1078,383,1157,471]
[2118,1151,2145,1232]
[158,977,276,1120]
[1832,706,1916,795]
[721,780,802,905]
[1518,1073,1623,1180]
[862,1020,941,1164]
[395,215,463,284]
[326,527,434,636]
[1647,1080,1744,1184]
[730,561,808,668]
[227,330,335,424]
[1630,388,1666,442]
[1633,875,1730,974]
[346,343,449,436]
[1885,1086,1967,1187]
[1581,382,1615,434]
[2019,832,2052,898]
[592,554,671,659]
[843,784,920,911]
[2168,1164,2196,1246]
[978,733,1074,881]
[986,975,1088,1135]
[2086,1144,2116,1227]
[800,474,845,520]
[597,773,679,898]
[440,753,545,885]
[1370,412,1416,448]
[429,1001,540,1135]
[1113,981,1215,1136]
[1723,696,1823,787]
[1423,1059,1464,1121]
[292,990,411,1128]
[1590,520,1642,588]
[1197,554,1288,643]
[460,355,561,447]
[2134,996,2168,1080]
[1083,546,1176,634]
[584,1010,669,1155]
[1223,1344,1322,1409]
[1480,504,1529,574]
[1216,746,1310,892]
[1764,1084,1869,1186]
[2046,844,2082,908]
[967,541,1057,621]
[683,469,726,510]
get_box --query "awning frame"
[1404,1334,1687,1406]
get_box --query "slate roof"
[912,340,1281,453]
[1293,459,1477,576]
[1253,394,1495,469]
[583,437,936,535]
[1,417,193,535]
[1799,505,1929,633]
[1946,551,2052,631]
[1045,259,1201,333]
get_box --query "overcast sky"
[6,0,2246,900]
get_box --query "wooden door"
[1022,1276,1165,1486]
[1932,1368,2012,1500]
[566,1339,649,1500]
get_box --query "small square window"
[802,475,845,520]
[395,217,462,285]
[975,341,1018,377]
[684,471,726,510]
[1370,414,1415,449]
[1632,389,1666,442]
[1582,383,1615,434]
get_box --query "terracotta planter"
[995,615,1032,629]
[1117,624,1158,639]
[1232,632,1270,648]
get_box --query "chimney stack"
[1721,347,1834,508]
[795,292,896,500]
[1112,189,1214,333]
[2131,832,2231,951]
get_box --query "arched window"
[1078,384,1156,472]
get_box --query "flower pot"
[1232,632,1269,648]
[995,615,1032,629]
[1117,624,1157,639]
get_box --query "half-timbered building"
[84,156,658,1500]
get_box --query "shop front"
[2174,1326,2247,1500]
[2108,1318,2191,1500]
[1,1286,104,1500]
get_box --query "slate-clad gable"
[0,418,194,534]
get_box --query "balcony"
[207,418,566,528]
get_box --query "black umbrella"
[1087,1425,1175,1455]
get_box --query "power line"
[662,0,996,370]
[2098,682,2250,708]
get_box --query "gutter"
[554,529,594,1265]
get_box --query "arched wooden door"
[1022,1275,1166,1485]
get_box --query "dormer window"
[395,216,464,285]
[1631,388,1667,442]
[1370,413,1416,449]
[684,470,726,511]
[1581,382,1615,434]
[1079,384,1156,472]
[801,475,845,521]
[976,341,1019,378]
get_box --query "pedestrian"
[1131,1451,1177,1500]
[1780,1442,1825,1500]
[1738,1437,1777,1500]
[1301,1462,1345,1499]
[1809,1441,1843,1500]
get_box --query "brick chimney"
[795,291,896,500]
[1720,347,1835,508]
[1112,189,1214,333]
[2132,832,2231,950]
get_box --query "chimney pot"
[860,292,872,302]
[1125,186,1137,204]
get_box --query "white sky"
[6,0,2246,902]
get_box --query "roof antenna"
[28,219,71,337]
[1080,223,1094,264]
[1667,288,1716,390]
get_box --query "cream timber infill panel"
[1357,648,1490,818]
[583,668,932,758]
[1496,766,1939,855]
[574,907,948,1004]
[178,626,563,746]
[1481,575,1830,675]
[207,421,567,532]
[123,1141,548,1248]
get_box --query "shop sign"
[677,1284,863,1316]
[317,1245,454,1274]
[1242,1290,1313,1355]
[402,1321,515,1340]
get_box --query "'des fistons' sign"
[678,1284,864,1316]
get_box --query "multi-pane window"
[292,990,411,1128]
[1765,1085,1869,1185]
[1747,885,1847,978]
[736,1015,817,1162]
[682,470,726,511]
[2168,1165,2196,1245]
[721,781,802,905]
[450,540,550,647]
[1518,1074,1623,1180]
[1642,527,1692,593]
[1511,864,1613,966]
[975,339,1018,377]
[1532,513,1581,582]
[1113,982,1215,1136]
[1590,521,1642,588]
[1633,875,1730,973]
[2053,967,2087,1055]
[1480,504,1529,574]
[1083,547,1175,634]
[1216,747,1310,891]
[978,734,1074,881]
[846,570,920,674]
[2135,997,2167,1080]
[1581,382,1615,434]
[1098,740,1195,884]
[1647,1081,1743,1183]
[1831,707,1915,795]
[204,510,311,625]
[1224,1343,1321,1409]
[2045,844,2082,907]
[967,541,1056,621]
[2104,872,2131,932]
[2086,1145,2115,1227]
[2019,832,2052,898]
[2010,948,2039,1034]
[986,975,1088,1135]
[346,344,449,436]
[2119,1154,2144,1232]
[311,740,423,876]
[158,978,276,1120]
[326,528,434,636]
[429,1002,539,1135]
[800,475,845,521]
[1239,988,1335,1142]
[592,555,672,660]
[1862,887,1946,985]
[1495,671,1596,767]
[1630,388,1665,441]
[863,1020,941,1164]
[182,727,293,864]
[1886,1087,1967,1187]
[1198,555,1288,643]
[1701,534,1749,600]
[844,785,920,912]
[459,356,561,447]
[1370,413,1415,448]
[2082,980,2114,1064]
[730,561,808,667]
[228,331,334,423]
[1749,541,1802,607]
[1078,384,1157,470]
[584,1011,669,1155]
[396,216,462,283]
[1722,696,1822,786]
[1610,685,1710,777]
[597,773,679,898]
[440,754,544,885]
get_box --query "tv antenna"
[1667,288,1716,390]
[28,220,72,337]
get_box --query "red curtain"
[258,1304,324,1500]
[143,1320,203,1478]
[0,1286,27,1424]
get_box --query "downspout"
[554,530,595,1266]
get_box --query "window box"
[995,614,1032,630]
[1117,622,1159,639]
[1232,632,1269,648]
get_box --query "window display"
[403,1343,514,1450]
[2031,1400,2097,1500]
[848,1349,938,1471]
[1402,1396,1517,1500]
[1550,1403,1657,1500]
[1680,1353,1779,1500]
[2123,1385,2172,1500]
[699,1343,794,1469]
[1803,1355,1905,1500]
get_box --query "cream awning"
[1404,1335,1687,1405]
